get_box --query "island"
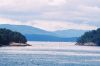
[76,28,100,46]
[0,28,31,46]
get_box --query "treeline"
[77,28,100,46]
[0,28,27,46]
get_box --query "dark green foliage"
[0,28,27,46]
[77,28,100,46]
[11,32,27,44]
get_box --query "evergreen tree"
[12,32,27,44]
[0,28,27,46]
[77,28,100,46]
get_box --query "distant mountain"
[0,24,87,41]
[25,34,78,42]
[53,29,87,38]
[0,24,52,35]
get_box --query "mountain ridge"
[0,24,87,41]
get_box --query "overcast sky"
[0,0,99,31]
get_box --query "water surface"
[0,41,100,66]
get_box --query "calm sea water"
[0,41,100,66]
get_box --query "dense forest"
[0,28,27,46]
[77,28,100,46]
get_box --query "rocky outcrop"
[76,42,96,46]
[10,42,31,46]
[84,42,96,46]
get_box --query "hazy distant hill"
[54,29,87,38]
[0,24,87,41]
[25,34,78,42]
[0,24,51,35]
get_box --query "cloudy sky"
[0,0,99,31]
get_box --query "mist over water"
[0,41,100,66]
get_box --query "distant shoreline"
[1,41,99,47]
[0,43,31,47]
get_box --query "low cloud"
[0,18,97,31]
[0,0,99,29]
[27,20,97,31]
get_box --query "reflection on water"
[0,41,100,66]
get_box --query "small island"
[0,28,31,46]
[76,28,100,46]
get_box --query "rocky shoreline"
[10,43,32,46]
[76,42,97,46]
[0,43,31,47]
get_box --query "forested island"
[76,28,100,46]
[0,28,30,46]
[0,27,100,47]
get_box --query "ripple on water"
[0,42,100,66]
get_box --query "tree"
[0,28,27,46]
[11,32,27,44]
[0,28,13,45]
[77,28,100,46]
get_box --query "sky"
[0,0,99,31]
